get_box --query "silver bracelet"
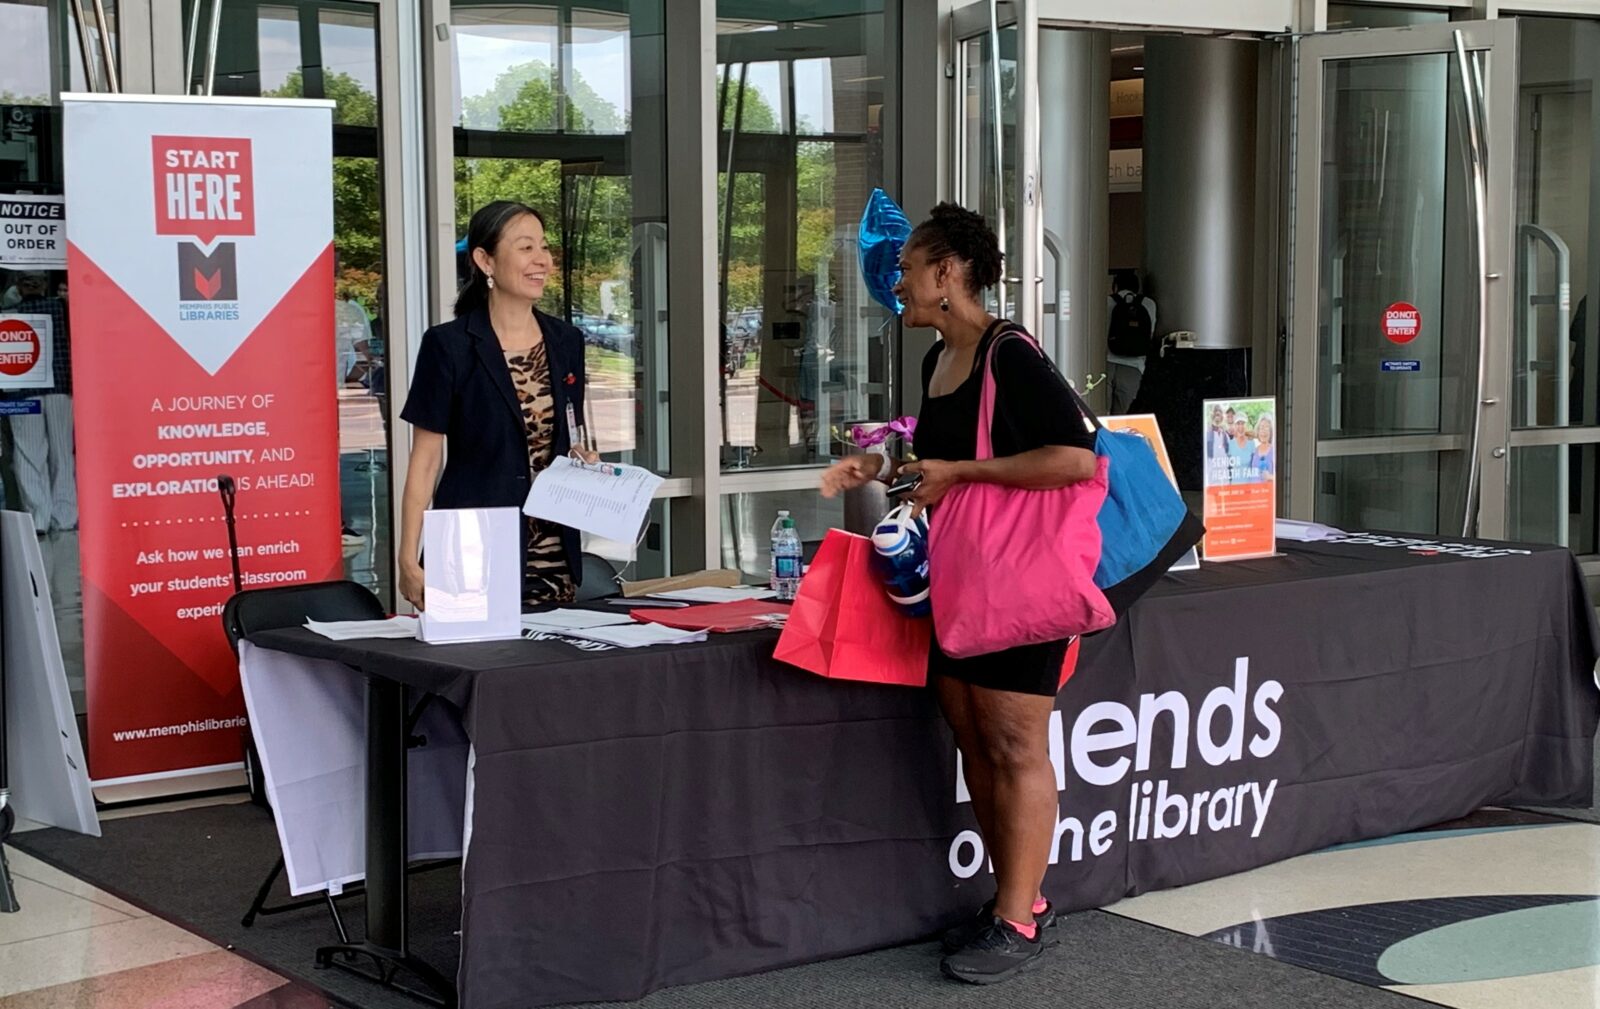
[872,452,892,481]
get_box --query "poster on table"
[1200,397,1277,562]
[1101,413,1199,571]
[63,94,341,788]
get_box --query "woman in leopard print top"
[399,201,598,608]
[503,342,578,603]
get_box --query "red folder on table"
[632,598,790,634]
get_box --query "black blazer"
[400,305,588,594]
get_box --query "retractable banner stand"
[63,95,341,788]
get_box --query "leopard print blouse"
[504,343,576,605]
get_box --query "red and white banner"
[64,95,341,787]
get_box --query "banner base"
[90,762,246,805]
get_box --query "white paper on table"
[520,609,637,631]
[305,617,418,641]
[558,623,709,649]
[649,586,778,603]
[524,456,665,544]
[1276,519,1346,543]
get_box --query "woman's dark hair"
[454,200,547,318]
[906,202,1003,295]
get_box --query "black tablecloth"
[251,535,1600,1009]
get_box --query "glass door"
[951,1,1051,351]
[1505,17,1600,557]
[953,4,1017,322]
[1289,20,1517,539]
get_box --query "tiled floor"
[6,801,1600,1008]
[1110,811,1600,1007]
[0,826,328,1008]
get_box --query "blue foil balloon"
[859,188,912,315]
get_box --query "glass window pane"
[721,491,840,583]
[1315,453,1442,535]
[320,8,381,127]
[734,62,786,134]
[1515,19,1600,433]
[792,58,834,136]
[257,7,302,96]
[0,0,116,96]
[960,30,1012,317]
[452,2,669,474]
[68,2,116,93]
[1318,53,1469,441]
[1509,444,1597,553]
[453,5,559,131]
[0,1,55,102]
[569,8,631,135]
[0,0,122,718]
[1326,5,1449,31]
[716,1,898,471]
[181,0,393,600]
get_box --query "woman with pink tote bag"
[822,204,1105,986]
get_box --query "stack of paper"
[649,586,778,604]
[524,457,665,542]
[556,623,708,649]
[521,609,636,632]
[1277,519,1346,543]
[304,617,418,641]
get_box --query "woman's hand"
[820,454,883,498]
[571,447,600,465]
[400,559,426,611]
[901,459,964,519]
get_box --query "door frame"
[1287,19,1519,538]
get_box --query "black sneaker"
[940,917,1046,985]
[941,899,1058,953]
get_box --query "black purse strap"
[985,320,1103,435]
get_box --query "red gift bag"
[773,529,931,687]
[1059,636,1081,691]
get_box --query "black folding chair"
[223,581,383,940]
[575,551,622,602]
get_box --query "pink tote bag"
[927,332,1116,658]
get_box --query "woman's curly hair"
[906,202,1003,295]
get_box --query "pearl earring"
[487,275,495,290]
[939,295,950,312]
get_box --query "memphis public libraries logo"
[152,135,253,321]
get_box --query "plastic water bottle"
[770,511,803,601]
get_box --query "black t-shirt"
[915,321,1097,463]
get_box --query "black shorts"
[929,631,1071,697]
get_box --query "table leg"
[315,675,456,1008]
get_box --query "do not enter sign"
[0,317,41,376]
[1383,303,1421,344]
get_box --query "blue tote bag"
[1067,384,1204,614]
[989,322,1203,616]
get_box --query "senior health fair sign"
[63,95,341,787]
